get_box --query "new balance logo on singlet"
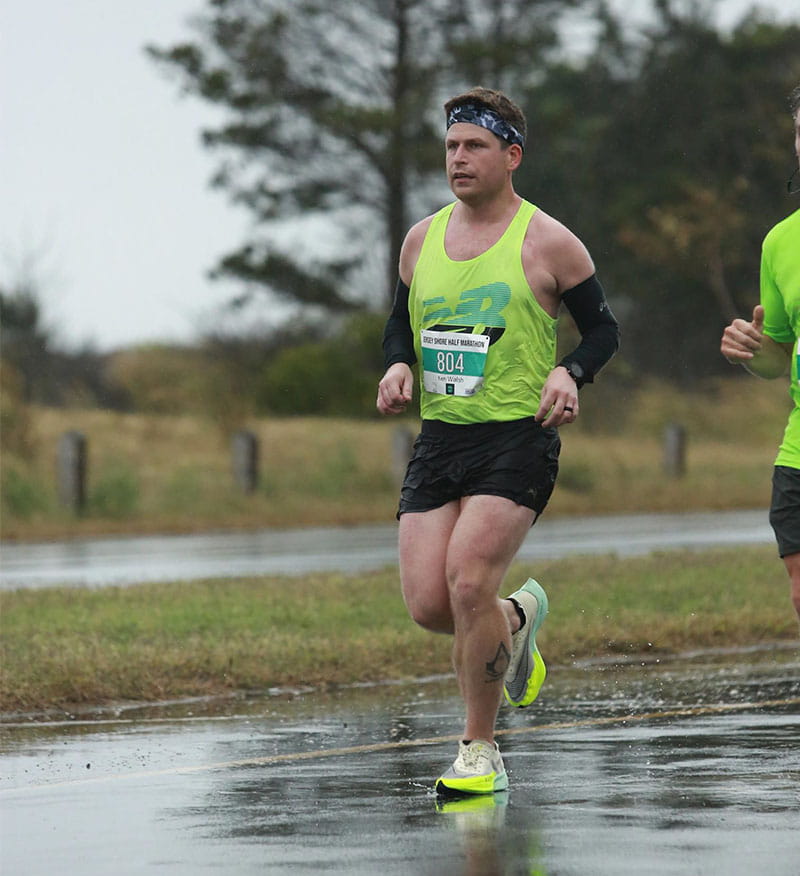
[422,282,511,344]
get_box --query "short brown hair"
[444,87,527,145]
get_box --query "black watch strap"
[560,361,585,389]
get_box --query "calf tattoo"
[485,641,510,683]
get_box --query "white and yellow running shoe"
[435,739,508,797]
[504,577,549,708]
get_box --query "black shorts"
[398,417,560,518]
[769,465,800,557]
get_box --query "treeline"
[0,286,387,422]
[146,0,800,381]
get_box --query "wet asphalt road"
[2,648,798,875]
[0,509,774,589]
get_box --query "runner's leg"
[398,501,460,634]
[781,552,800,622]
[445,494,536,743]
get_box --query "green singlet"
[409,199,558,424]
[761,208,800,469]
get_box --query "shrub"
[89,462,140,518]
[256,313,385,417]
[1,466,49,519]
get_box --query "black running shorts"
[769,465,800,557]
[398,417,560,518]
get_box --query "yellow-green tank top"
[409,199,558,424]
[761,208,800,469]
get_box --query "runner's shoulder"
[400,214,437,283]
[764,207,800,251]
[525,210,594,292]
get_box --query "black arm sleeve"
[558,274,620,387]
[382,278,417,369]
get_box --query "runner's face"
[445,123,515,202]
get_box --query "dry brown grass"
[0,375,790,539]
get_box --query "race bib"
[421,330,490,397]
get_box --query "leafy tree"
[150,0,800,387]
[147,0,578,314]
[0,284,51,404]
[1,281,130,409]
[515,1,800,380]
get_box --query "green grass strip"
[1,546,796,714]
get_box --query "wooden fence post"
[663,422,687,478]
[232,429,259,493]
[57,430,87,513]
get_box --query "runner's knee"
[402,585,453,633]
[446,566,498,616]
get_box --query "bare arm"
[721,304,792,379]
[523,213,616,428]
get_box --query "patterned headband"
[446,103,525,150]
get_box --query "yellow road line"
[3,697,798,794]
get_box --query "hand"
[377,363,414,415]
[535,366,579,428]
[721,305,764,363]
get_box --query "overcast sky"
[1,1,249,351]
[1,0,797,352]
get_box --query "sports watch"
[560,360,585,389]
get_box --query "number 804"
[437,351,464,373]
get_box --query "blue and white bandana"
[446,103,525,150]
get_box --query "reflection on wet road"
[1,649,798,875]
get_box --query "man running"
[377,87,620,796]
[720,84,800,624]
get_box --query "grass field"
[1,546,795,715]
